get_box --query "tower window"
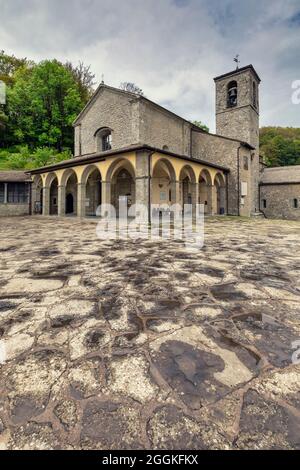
[227,81,238,108]
[293,198,298,209]
[262,199,267,209]
[253,82,257,108]
[243,156,249,170]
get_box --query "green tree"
[260,127,300,167]
[0,50,32,86]
[6,60,83,151]
[191,120,209,132]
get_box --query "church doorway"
[85,167,102,216]
[66,193,74,214]
[214,173,226,215]
[111,167,135,216]
[199,169,212,214]
[179,166,196,216]
[64,171,78,215]
[49,176,58,215]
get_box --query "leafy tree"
[64,61,96,103]
[260,127,300,167]
[0,50,32,86]
[119,82,144,95]
[191,120,209,132]
[5,60,83,151]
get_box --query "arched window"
[227,80,238,108]
[95,127,112,152]
[253,81,257,108]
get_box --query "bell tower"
[214,64,261,213]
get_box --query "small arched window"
[253,82,257,108]
[95,127,112,152]
[227,80,238,108]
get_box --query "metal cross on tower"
[234,54,240,70]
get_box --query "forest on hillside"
[0,50,300,170]
[260,127,300,167]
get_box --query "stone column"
[57,185,66,217]
[191,182,199,220]
[207,185,214,215]
[136,150,151,223]
[211,185,217,215]
[100,181,112,217]
[170,180,181,206]
[42,187,50,216]
[77,183,86,218]
[4,183,8,204]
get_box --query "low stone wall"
[0,203,30,217]
[260,184,300,220]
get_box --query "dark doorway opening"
[66,193,74,214]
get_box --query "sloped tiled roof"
[0,171,32,183]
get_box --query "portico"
[29,145,228,220]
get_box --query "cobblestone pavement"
[0,216,299,450]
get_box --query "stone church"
[0,64,299,220]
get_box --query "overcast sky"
[1,0,300,131]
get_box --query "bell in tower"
[227,81,238,107]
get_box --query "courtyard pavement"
[0,216,299,450]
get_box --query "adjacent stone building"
[260,166,300,220]
[0,171,31,216]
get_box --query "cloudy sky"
[1,0,300,131]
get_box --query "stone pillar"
[207,185,214,215]
[77,183,86,218]
[4,183,8,204]
[42,187,50,216]
[171,180,181,206]
[136,150,151,223]
[100,181,112,217]
[211,185,217,215]
[57,185,66,217]
[191,182,199,219]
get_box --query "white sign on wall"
[241,182,248,197]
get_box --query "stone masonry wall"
[192,132,253,216]
[215,68,260,214]
[139,101,191,156]
[74,88,140,156]
[0,203,30,216]
[260,184,300,220]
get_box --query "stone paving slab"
[0,216,299,450]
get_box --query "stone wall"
[74,87,140,156]
[260,184,300,220]
[215,68,260,213]
[191,132,253,216]
[0,203,30,216]
[139,100,191,155]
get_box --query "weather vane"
[101,74,105,84]
[234,54,240,70]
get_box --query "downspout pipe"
[148,152,154,225]
[225,172,229,215]
[237,145,241,216]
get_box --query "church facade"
[28,64,262,221]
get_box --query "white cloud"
[0,0,299,131]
